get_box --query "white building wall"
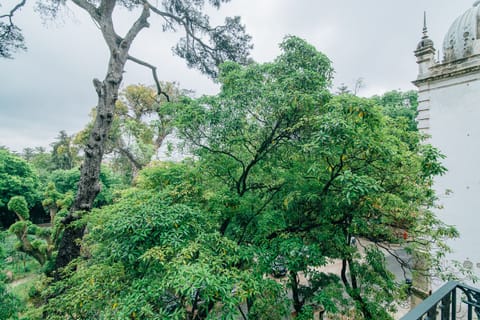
[417,73,480,277]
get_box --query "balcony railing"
[401,281,480,320]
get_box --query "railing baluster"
[451,288,456,320]
[441,292,451,320]
[427,303,438,320]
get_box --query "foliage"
[372,90,419,132]
[0,149,39,210]
[76,83,187,182]
[8,209,52,267]
[174,39,454,319]
[47,166,123,208]
[0,149,41,228]
[0,232,20,319]
[50,131,81,171]
[44,185,274,319]
[8,196,29,220]
[21,147,55,183]
[272,93,453,319]
[9,35,456,319]
[2,165,123,269]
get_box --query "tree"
[8,196,53,266]
[46,165,123,208]
[177,36,348,317]
[176,38,455,318]
[39,77,455,319]
[50,131,81,171]
[177,36,332,244]
[7,183,74,271]
[21,146,55,183]
[372,90,419,132]
[8,0,252,273]
[0,148,41,229]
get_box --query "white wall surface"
[420,73,480,279]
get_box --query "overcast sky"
[0,0,475,152]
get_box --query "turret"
[414,12,436,77]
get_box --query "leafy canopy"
[39,36,455,320]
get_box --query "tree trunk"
[14,226,46,265]
[341,257,374,320]
[54,58,122,272]
[290,271,304,314]
[54,2,150,275]
[49,207,57,226]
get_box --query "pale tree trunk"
[55,1,150,274]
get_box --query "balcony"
[401,281,480,320]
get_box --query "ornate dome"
[443,1,480,61]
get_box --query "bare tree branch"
[123,3,150,47]
[0,0,27,57]
[0,0,27,21]
[127,54,170,101]
[70,0,99,20]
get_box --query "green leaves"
[7,195,29,220]
[46,182,266,319]
[35,35,456,319]
[0,149,40,220]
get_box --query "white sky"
[0,0,475,151]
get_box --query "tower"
[413,2,480,280]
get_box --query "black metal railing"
[401,281,480,320]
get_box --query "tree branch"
[237,184,284,244]
[118,146,144,171]
[145,0,216,52]
[0,0,27,21]
[127,54,170,101]
[187,135,246,171]
[144,1,183,24]
[70,0,99,21]
[123,3,150,47]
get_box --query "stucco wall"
[417,72,480,279]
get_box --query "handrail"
[401,281,480,320]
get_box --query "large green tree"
[19,36,456,319]
[176,37,455,318]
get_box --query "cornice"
[413,59,480,86]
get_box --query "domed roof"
[417,37,434,51]
[443,1,480,61]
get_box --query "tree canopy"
[34,37,457,319]
[0,2,460,319]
